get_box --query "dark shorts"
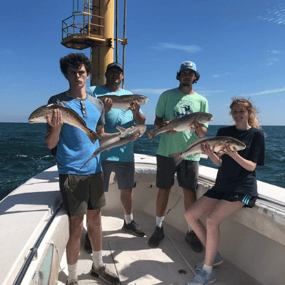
[156,155,198,191]
[102,161,135,192]
[204,189,257,208]
[59,172,106,217]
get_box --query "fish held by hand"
[78,125,147,172]
[170,136,246,167]
[28,104,101,143]
[145,112,213,142]
[97,94,148,110]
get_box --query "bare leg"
[184,196,219,246]
[66,215,84,265]
[87,209,102,251]
[156,188,171,217]
[204,200,243,266]
[183,188,197,210]
[120,189,133,215]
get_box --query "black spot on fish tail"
[87,129,102,143]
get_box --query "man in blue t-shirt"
[45,53,119,285]
[87,62,146,241]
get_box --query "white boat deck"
[58,213,261,285]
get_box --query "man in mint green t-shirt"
[86,63,146,248]
[148,61,209,253]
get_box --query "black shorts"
[156,155,198,191]
[204,189,257,208]
[59,172,106,217]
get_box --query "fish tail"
[87,129,102,143]
[145,130,155,142]
[169,153,184,167]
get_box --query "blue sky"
[1,0,284,125]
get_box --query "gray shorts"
[102,161,135,192]
[156,155,198,191]
[59,172,106,217]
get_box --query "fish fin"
[185,137,209,151]
[139,129,146,137]
[169,153,184,167]
[97,95,112,101]
[116,126,126,133]
[88,129,102,144]
[145,129,155,142]
[116,126,129,138]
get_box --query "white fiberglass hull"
[1,154,285,285]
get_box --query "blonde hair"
[230,97,261,129]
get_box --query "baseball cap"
[179,61,197,72]
[106,62,123,72]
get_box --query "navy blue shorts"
[156,155,198,191]
[204,189,257,208]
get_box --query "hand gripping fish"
[170,136,246,167]
[78,125,147,171]
[145,112,213,142]
[97,94,148,110]
[28,104,101,143]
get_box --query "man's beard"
[181,81,191,87]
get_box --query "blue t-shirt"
[87,85,143,162]
[48,92,105,175]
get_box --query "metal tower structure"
[61,0,127,87]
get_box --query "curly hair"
[176,71,200,84]
[230,97,261,129]
[60,53,92,76]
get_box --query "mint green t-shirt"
[155,88,209,161]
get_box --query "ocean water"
[0,123,284,201]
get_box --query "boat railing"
[61,12,105,40]
[12,201,63,285]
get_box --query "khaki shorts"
[59,172,106,217]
